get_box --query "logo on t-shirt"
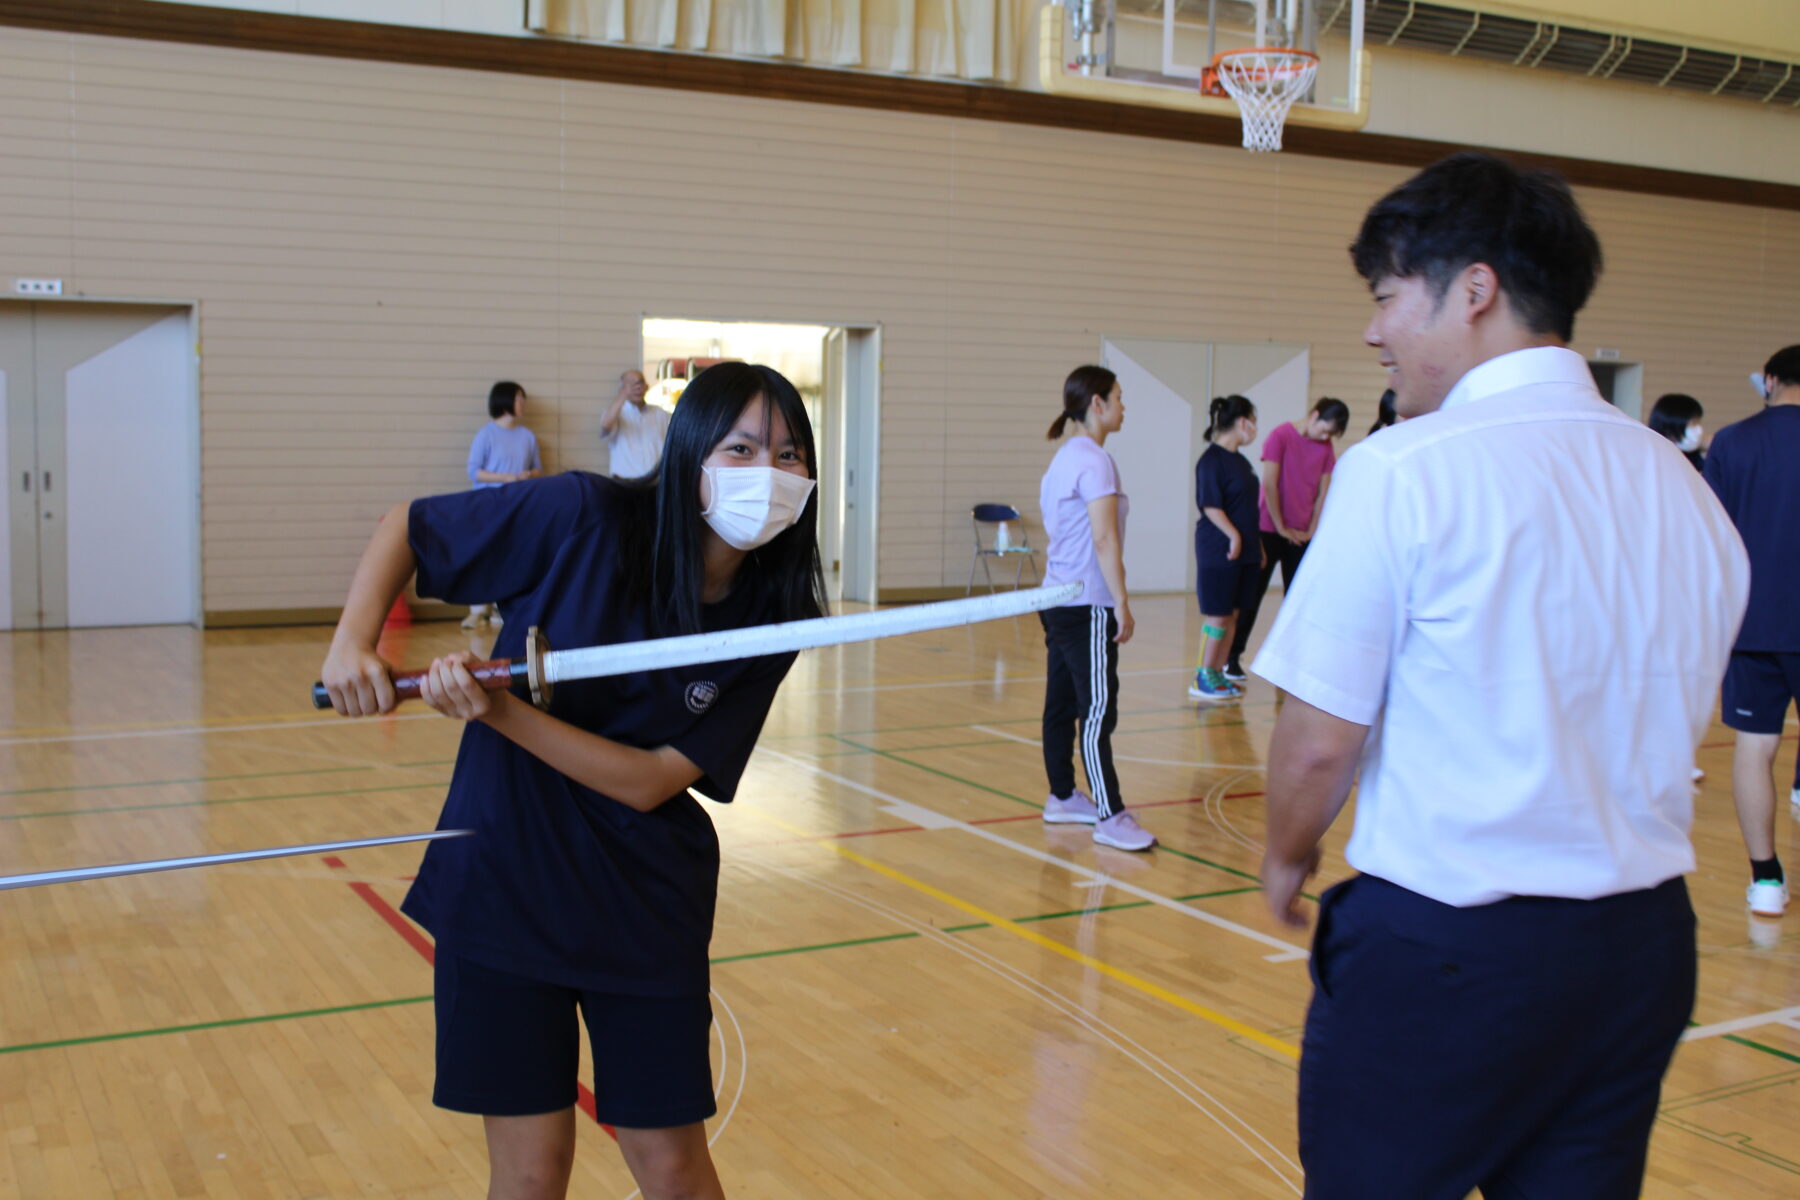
[685,681,720,714]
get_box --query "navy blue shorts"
[1196,558,1261,617]
[1722,651,1800,735]
[432,950,716,1129]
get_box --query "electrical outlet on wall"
[14,279,64,295]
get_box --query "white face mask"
[700,466,816,551]
[1678,424,1703,452]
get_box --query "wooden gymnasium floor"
[0,594,1794,1198]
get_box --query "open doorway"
[640,318,880,604]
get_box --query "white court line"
[968,725,1269,772]
[619,986,749,1200]
[0,712,440,748]
[1681,1003,1800,1041]
[788,665,1191,696]
[758,748,1307,961]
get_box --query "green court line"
[820,737,1276,887]
[829,736,1042,810]
[0,995,432,1057]
[768,704,1200,743]
[0,779,452,823]
[1725,1033,1800,1065]
[0,886,1271,1058]
[710,931,920,964]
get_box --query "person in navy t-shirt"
[320,363,826,1200]
[1704,344,1800,919]
[1190,395,1261,702]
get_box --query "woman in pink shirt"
[1226,397,1348,679]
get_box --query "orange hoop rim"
[1211,47,1320,76]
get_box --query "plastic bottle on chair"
[995,521,1011,552]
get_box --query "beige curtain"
[529,0,1032,82]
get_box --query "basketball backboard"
[1042,0,1369,136]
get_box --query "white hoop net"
[1214,49,1319,153]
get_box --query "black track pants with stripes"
[1040,605,1125,819]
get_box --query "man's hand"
[1261,847,1322,928]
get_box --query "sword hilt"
[312,626,554,711]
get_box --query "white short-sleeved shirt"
[1039,435,1129,608]
[604,401,672,480]
[1254,347,1749,907]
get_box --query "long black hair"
[1369,388,1398,436]
[1204,394,1256,442]
[1647,393,1702,445]
[1048,365,1116,440]
[620,362,827,636]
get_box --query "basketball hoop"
[1202,48,1319,153]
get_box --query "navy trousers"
[1299,874,1695,1199]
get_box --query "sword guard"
[525,625,553,710]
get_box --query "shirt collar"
[1440,346,1598,412]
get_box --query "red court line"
[322,855,607,1129]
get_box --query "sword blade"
[0,829,470,892]
[545,582,1082,685]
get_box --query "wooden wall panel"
[0,24,1793,615]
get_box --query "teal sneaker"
[1187,668,1241,703]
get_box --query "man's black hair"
[1350,152,1602,342]
[1764,344,1800,389]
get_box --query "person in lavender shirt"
[1226,397,1348,679]
[462,380,542,629]
[1036,365,1156,852]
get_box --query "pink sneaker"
[1093,810,1156,852]
[1043,790,1099,825]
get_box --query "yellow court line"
[744,808,1300,1061]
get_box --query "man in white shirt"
[601,369,672,479]
[1255,153,1748,1198]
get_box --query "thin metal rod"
[0,830,470,892]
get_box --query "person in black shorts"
[1190,394,1261,702]
[1704,344,1800,919]
[320,362,826,1199]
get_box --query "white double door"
[0,303,197,629]
[1100,337,1311,593]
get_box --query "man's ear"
[1456,263,1502,325]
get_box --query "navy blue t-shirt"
[399,473,796,995]
[1703,405,1800,652]
[1194,443,1259,564]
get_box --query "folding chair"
[967,504,1040,594]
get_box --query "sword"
[0,830,470,893]
[313,582,1081,710]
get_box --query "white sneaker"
[460,612,484,630]
[1691,766,1704,782]
[1043,790,1099,825]
[489,613,503,629]
[1747,879,1789,918]
[1093,810,1156,852]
